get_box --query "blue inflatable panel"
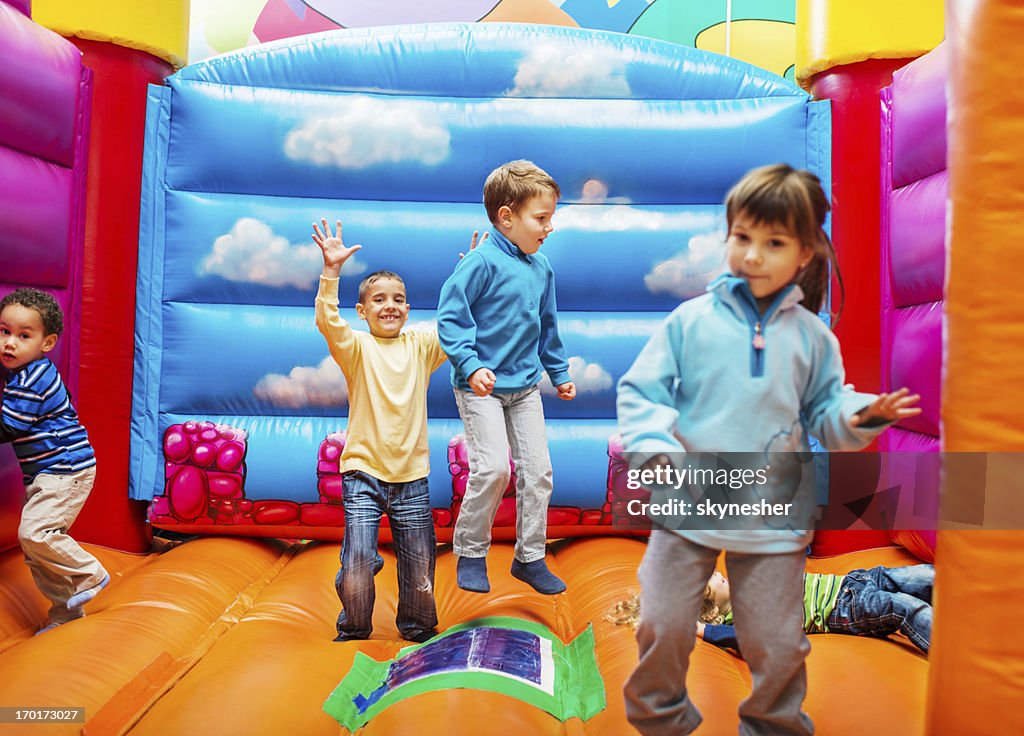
[131,23,830,540]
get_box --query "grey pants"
[453,385,552,563]
[625,531,814,736]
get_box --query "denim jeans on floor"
[452,384,552,563]
[827,564,933,653]
[335,470,437,640]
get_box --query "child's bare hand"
[459,230,488,259]
[696,621,706,639]
[849,387,922,428]
[312,218,362,276]
[468,367,496,397]
[556,381,576,401]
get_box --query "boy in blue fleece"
[437,160,575,595]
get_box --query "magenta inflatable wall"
[0,0,92,551]
[879,43,947,551]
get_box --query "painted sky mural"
[189,0,797,82]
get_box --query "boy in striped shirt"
[0,288,108,634]
[697,564,933,654]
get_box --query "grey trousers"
[452,385,552,563]
[625,531,814,736]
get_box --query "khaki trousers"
[19,467,107,623]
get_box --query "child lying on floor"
[608,564,934,655]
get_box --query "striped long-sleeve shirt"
[1,357,95,482]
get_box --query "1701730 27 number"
[0,708,85,723]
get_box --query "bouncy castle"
[0,0,1022,733]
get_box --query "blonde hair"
[699,583,732,625]
[725,163,844,323]
[483,160,561,225]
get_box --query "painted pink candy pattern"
[605,434,650,528]
[149,422,618,533]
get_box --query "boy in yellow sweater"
[312,218,449,643]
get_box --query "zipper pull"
[752,322,765,350]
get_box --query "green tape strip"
[323,616,606,730]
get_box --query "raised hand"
[312,218,362,277]
[459,230,488,259]
[849,387,922,428]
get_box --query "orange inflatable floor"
[0,538,927,735]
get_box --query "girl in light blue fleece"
[618,164,921,736]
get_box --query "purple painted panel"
[0,1,81,166]
[891,42,947,188]
[889,301,941,438]
[890,170,946,307]
[0,145,72,287]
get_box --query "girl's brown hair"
[725,164,844,324]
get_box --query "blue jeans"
[827,564,933,653]
[335,470,437,641]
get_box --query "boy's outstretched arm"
[312,218,362,278]
[312,217,362,368]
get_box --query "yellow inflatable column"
[929,1,1024,733]
[30,0,189,552]
[32,0,188,67]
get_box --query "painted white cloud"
[509,44,632,97]
[200,218,367,289]
[539,356,614,395]
[644,232,727,298]
[254,356,348,408]
[285,96,451,168]
[553,204,717,232]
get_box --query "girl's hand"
[696,621,706,639]
[849,387,922,428]
[312,218,362,277]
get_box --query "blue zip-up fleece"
[617,274,890,554]
[437,228,570,392]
